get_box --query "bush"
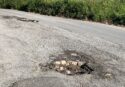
[0,0,125,25]
[111,2,125,25]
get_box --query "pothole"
[2,15,39,23]
[39,50,105,76]
[41,59,94,75]
[39,50,114,79]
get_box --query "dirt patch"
[2,15,39,23]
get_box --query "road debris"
[71,53,78,56]
[39,51,94,75]
[52,60,91,75]
[2,15,39,23]
[17,17,39,23]
[39,50,115,78]
[104,73,113,79]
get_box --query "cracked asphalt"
[0,9,125,87]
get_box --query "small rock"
[104,73,112,79]
[33,20,39,23]
[66,70,72,75]
[78,61,85,66]
[54,61,61,65]
[68,61,74,64]
[66,62,70,66]
[71,61,78,66]
[54,65,60,69]
[71,53,78,56]
[61,60,67,65]
[59,66,65,71]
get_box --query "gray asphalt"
[0,9,125,45]
[39,17,125,45]
[0,9,125,87]
[9,77,65,87]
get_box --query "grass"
[0,0,125,25]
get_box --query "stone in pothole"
[39,51,94,75]
[50,60,94,75]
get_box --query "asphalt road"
[0,9,125,45]
[0,9,125,87]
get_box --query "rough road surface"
[0,9,125,87]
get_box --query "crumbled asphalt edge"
[1,15,39,23]
[39,50,112,79]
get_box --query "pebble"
[66,70,72,75]
[78,61,85,66]
[71,61,78,66]
[66,62,70,66]
[71,53,78,56]
[54,61,61,65]
[52,60,89,75]
[59,66,65,71]
[61,60,67,65]
[104,73,112,79]
[54,65,60,69]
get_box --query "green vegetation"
[0,0,125,25]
